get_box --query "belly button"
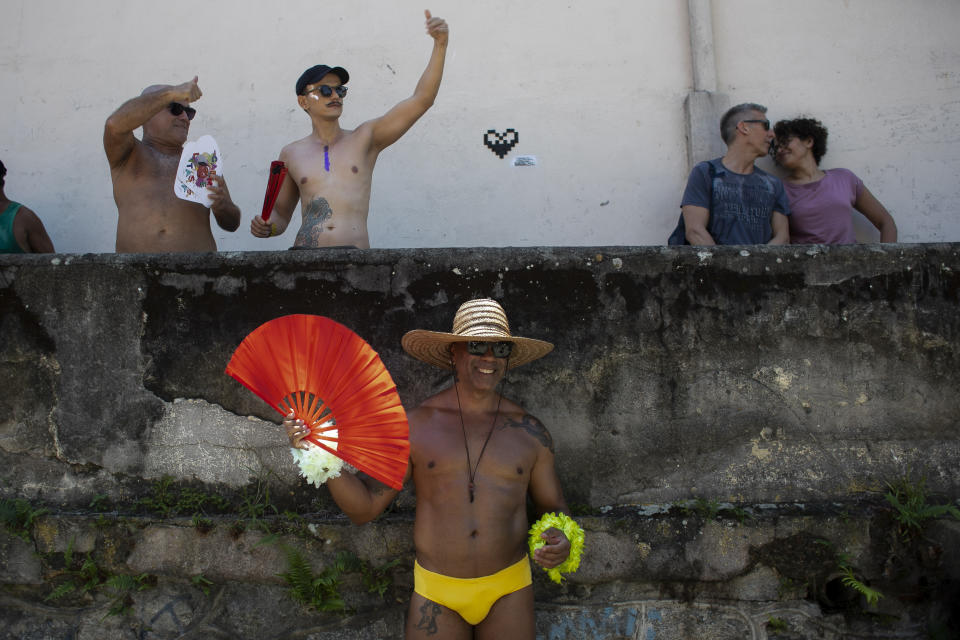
[470,530,478,538]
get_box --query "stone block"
[0,530,42,584]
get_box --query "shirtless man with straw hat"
[285,298,578,638]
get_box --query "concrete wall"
[3,1,960,253]
[3,244,959,507]
[1,245,959,638]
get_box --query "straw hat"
[401,298,554,370]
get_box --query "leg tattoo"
[415,600,442,635]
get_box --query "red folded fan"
[260,160,288,221]
[225,314,409,490]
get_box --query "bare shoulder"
[498,406,554,453]
[279,136,312,159]
[353,118,379,134]
[407,392,450,421]
[17,206,44,228]
[406,388,460,431]
[405,404,434,429]
[16,205,38,219]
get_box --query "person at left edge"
[0,159,55,253]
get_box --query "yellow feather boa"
[528,512,585,583]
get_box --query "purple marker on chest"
[324,145,330,172]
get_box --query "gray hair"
[720,103,767,144]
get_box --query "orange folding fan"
[225,314,409,490]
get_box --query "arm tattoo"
[360,473,392,496]
[415,600,442,635]
[502,414,554,453]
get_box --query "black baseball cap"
[296,65,349,96]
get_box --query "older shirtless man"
[285,299,573,638]
[250,10,449,249]
[104,77,241,252]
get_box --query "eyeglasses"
[306,85,348,98]
[168,103,196,121]
[466,341,513,358]
[742,119,770,131]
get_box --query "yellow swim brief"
[413,556,532,625]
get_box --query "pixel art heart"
[484,128,519,159]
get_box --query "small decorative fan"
[225,314,409,490]
[259,160,288,221]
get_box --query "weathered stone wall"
[2,245,959,639]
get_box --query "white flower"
[290,423,343,488]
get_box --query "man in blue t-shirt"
[676,103,790,245]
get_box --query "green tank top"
[0,201,25,253]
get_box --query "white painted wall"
[2,0,958,252]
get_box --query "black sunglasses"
[466,341,513,358]
[742,119,770,131]
[307,85,348,98]
[168,102,196,121]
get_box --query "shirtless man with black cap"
[250,10,449,249]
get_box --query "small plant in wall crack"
[0,496,47,541]
[191,573,215,596]
[277,544,401,612]
[44,538,155,617]
[278,547,358,613]
[766,616,789,634]
[885,474,960,541]
[836,552,884,607]
[680,497,722,520]
[137,475,230,519]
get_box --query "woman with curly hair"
[773,117,897,244]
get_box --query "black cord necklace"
[454,376,506,504]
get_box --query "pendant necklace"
[323,145,331,172]
[455,379,505,503]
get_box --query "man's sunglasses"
[466,341,513,358]
[306,85,348,98]
[168,103,196,121]
[742,119,770,130]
